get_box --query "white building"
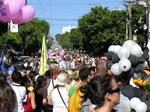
[62,25,76,34]
[137,0,147,7]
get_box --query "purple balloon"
[0,0,10,22]
[1,16,10,22]
[8,0,21,19]
[20,5,35,23]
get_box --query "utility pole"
[125,0,135,40]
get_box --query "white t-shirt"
[113,93,131,112]
[47,79,57,95]
[11,83,26,112]
[51,87,68,112]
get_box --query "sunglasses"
[109,87,120,94]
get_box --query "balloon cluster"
[129,97,147,112]
[105,40,148,76]
[0,0,35,24]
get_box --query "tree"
[69,28,83,50]
[78,6,126,56]
[47,35,54,49]
[0,18,50,56]
[19,18,49,55]
[57,32,72,49]
[1,32,22,50]
[55,33,61,42]
[132,4,146,48]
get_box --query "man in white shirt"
[10,70,26,112]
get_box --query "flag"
[39,36,47,75]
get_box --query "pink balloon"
[12,15,22,24]
[12,5,35,24]
[9,0,26,20]
[8,0,21,19]
[20,5,35,23]
[18,0,26,8]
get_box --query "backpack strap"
[52,78,55,89]
[56,87,68,109]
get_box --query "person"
[67,70,80,97]
[35,75,48,112]
[10,70,26,112]
[47,62,60,95]
[68,67,92,112]
[96,57,108,75]
[48,71,69,112]
[24,81,36,112]
[0,79,17,112]
[83,75,120,112]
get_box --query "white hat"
[55,72,67,85]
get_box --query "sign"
[10,21,18,32]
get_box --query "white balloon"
[111,63,122,75]
[118,47,130,59]
[123,40,137,49]
[108,45,116,52]
[130,44,143,57]
[135,102,147,112]
[119,59,131,72]
[129,97,141,109]
[113,45,122,54]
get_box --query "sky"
[28,0,125,37]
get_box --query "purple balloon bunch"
[0,0,35,24]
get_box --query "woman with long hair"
[0,79,17,112]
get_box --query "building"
[61,25,76,34]
[137,0,147,7]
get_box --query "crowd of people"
[0,46,150,112]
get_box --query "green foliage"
[56,28,83,50]
[69,28,83,50]
[78,6,126,55]
[57,32,72,49]
[0,18,49,55]
[132,5,146,30]
[132,5,146,47]
[47,35,54,49]
[0,22,7,36]
[19,18,49,55]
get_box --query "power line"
[38,17,78,21]
[50,23,77,26]
[30,1,123,6]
